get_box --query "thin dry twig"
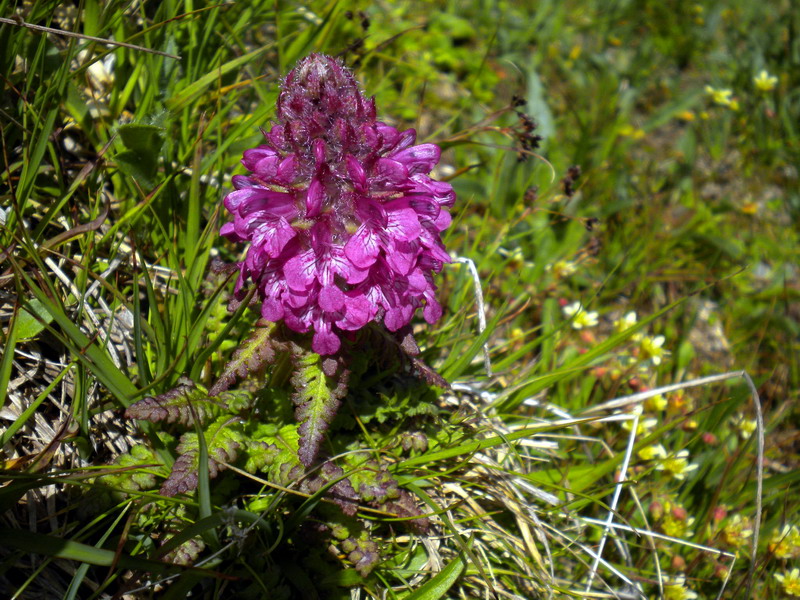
[0,16,181,59]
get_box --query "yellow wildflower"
[613,311,637,333]
[705,85,736,108]
[775,568,800,597]
[657,450,698,481]
[731,413,758,439]
[661,500,695,538]
[667,391,693,416]
[638,443,667,461]
[769,524,800,560]
[623,407,657,436]
[741,200,758,214]
[619,124,646,139]
[548,260,577,279]
[644,393,668,412]
[563,302,598,329]
[722,515,753,549]
[640,335,667,365]
[754,69,778,92]
[664,575,699,600]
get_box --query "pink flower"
[222,54,454,354]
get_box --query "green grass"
[1,0,798,598]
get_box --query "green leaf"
[0,528,177,574]
[17,298,54,340]
[208,321,279,395]
[246,423,304,485]
[115,149,159,189]
[398,417,599,470]
[125,378,243,427]
[114,123,166,189]
[165,45,271,112]
[117,123,166,153]
[98,444,162,493]
[291,350,349,466]
[160,416,244,496]
[400,551,467,600]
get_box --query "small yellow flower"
[731,413,758,439]
[769,525,800,560]
[667,391,693,416]
[623,407,657,436]
[619,124,646,139]
[677,110,696,122]
[613,311,637,333]
[741,200,758,215]
[638,443,667,461]
[640,335,667,365]
[775,568,800,597]
[705,85,736,108]
[754,69,778,92]
[563,302,598,329]
[660,500,696,538]
[644,393,668,412]
[664,575,699,600]
[722,515,753,549]
[548,260,577,279]
[657,450,698,481]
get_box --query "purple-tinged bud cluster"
[222,54,454,354]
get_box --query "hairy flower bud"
[222,54,454,354]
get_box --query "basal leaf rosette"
[221,54,454,355]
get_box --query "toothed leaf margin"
[290,348,350,466]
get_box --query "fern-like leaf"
[340,453,429,531]
[126,378,228,426]
[244,423,305,485]
[291,349,350,466]
[159,416,243,496]
[161,536,206,566]
[99,445,162,493]
[303,462,360,516]
[209,320,281,395]
[341,534,380,576]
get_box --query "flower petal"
[344,225,380,268]
[261,297,285,322]
[384,304,413,331]
[385,240,418,276]
[312,324,341,355]
[346,154,368,193]
[337,293,372,330]
[385,203,421,241]
[284,250,316,291]
[306,178,324,218]
[319,285,345,312]
[372,158,409,190]
[275,155,298,185]
[390,143,440,175]
[423,296,442,324]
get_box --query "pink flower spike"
[221,54,455,354]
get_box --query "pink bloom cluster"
[221,54,454,354]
